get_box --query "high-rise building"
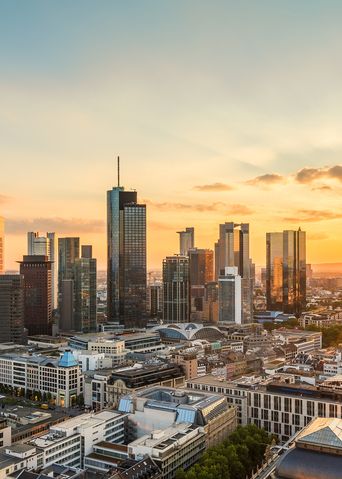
[0,217,4,274]
[218,266,242,324]
[177,227,194,256]
[215,222,252,323]
[107,181,146,328]
[58,237,80,331]
[28,232,56,309]
[266,229,306,315]
[0,274,26,344]
[189,248,214,319]
[19,255,52,335]
[163,255,190,323]
[74,245,97,332]
[149,284,163,318]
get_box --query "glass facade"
[74,256,97,332]
[163,255,190,323]
[107,187,146,327]
[215,222,252,323]
[266,229,306,315]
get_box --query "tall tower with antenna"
[107,157,147,327]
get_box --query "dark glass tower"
[58,237,80,331]
[74,245,97,332]
[163,255,190,323]
[266,229,306,315]
[0,274,26,344]
[107,186,146,328]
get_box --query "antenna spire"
[117,156,120,187]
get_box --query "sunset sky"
[1,1,342,270]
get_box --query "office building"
[218,266,242,324]
[266,229,306,315]
[215,222,252,323]
[0,274,26,344]
[74,245,97,332]
[0,217,4,274]
[107,178,147,328]
[19,255,52,335]
[163,255,190,323]
[28,232,56,309]
[0,349,82,407]
[189,248,213,318]
[148,284,163,318]
[58,237,80,331]
[119,386,237,448]
[177,227,194,256]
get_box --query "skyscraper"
[266,229,306,315]
[215,222,252,323]
[218,266,242,324]
[74,245,97,332]
[177,227,194,256]
[0,217,4,274]
[0,274,26,344]
[28,232,56,309]
[189,248,214,319]
[107,173,146,328]
[163,255,190,323]
[58,237,80,331]
[19,255,52,335]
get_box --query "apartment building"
[0,350,83,407]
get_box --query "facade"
[163,255,190,323]
[215,222,252,323]
[119,386,237,449]
[85,362,185,410]
[30,410,126,469]
[189,248,213,318]
[266,229,306,315]
[19,255,52,335]
[218,266,242,324]
[177,227,194,256]
[149,284,163,318]
[107,186,146,328]
[0,350,83,407]
[187,374,342,444]
[58,237,80,331]
[0,217,4,274]
[28,232,56,309]
[0,444,39,479]
[128,424,205,479]
[74,245,97,332]
[0,274,26,344]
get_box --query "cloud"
[311,185,332,191]
[0,194,12,204]
[144,199,253,215]
[283,210,342,223]
[295,165,342,183]
[246,173,284,186]
[194,182,233,192]
[6,217,105,235]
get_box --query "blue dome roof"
[59,350,78,368]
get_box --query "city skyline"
[1,2,342,271]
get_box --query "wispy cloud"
[144,199,253,215]
[0,194,12,204]
[194,182,233,192]
[6,217,105,235]
[246,173,284,186]
[295,165,342,184]
[283,209,342,223]
[308,232,330,240]
[311,185,332,191]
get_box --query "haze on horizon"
[1,1,342,271]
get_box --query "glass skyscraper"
[163,255,190,323]
[215,222,252,323]
[107,186,146,327]
[266,229,306,315]
[74,245,97,333]
[0,217,4,274]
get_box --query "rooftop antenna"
[117,155,120,187]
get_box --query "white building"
[0,350,83,407]
[72,350,112,372]
[219,267,242,324]
[0,444,39,479]
[30,410,127,469]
